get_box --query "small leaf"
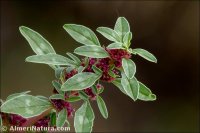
[19,26,56,55]
[78,66,85,73]
[114,17,130,41]
[138,82,156,101]
[91,85,98,94]
[121,73,139,101]
[108,70,117,78]
[66,96,81,102]
[96,96,108,119]
[61,72,100,91]
[6,91,31,101]
[66,52,81,65]
[107,42,124,49]
[74,45,109,58]
[79,91,89,101]
[50,111,56,127]
[122,58,136,79]
[92,65,103,75]
[56,108,67,127]
[52,81,63,95]
[49,94,65,100]
[96,27,120,42]
[74,101,95,133]
[132,48,157,63]
[26,53,76,66]
[123,32,132,48]
[55,67,65,79]
[0,95,52,118]
[63,24,100,46]
[112,78,126,95]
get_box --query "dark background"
[0,1,199,132]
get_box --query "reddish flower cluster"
[34,116,50,127]
[0,113,27,126]
[106,49,132,68]
[82,49,130,82]
[51,99,74,117]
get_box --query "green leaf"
[55,67,65,79]
[6,91,31,101]
[63,24,100,46]
[19,26,57,69]
[121,73,139,101]
[49,94,65,100]
[19,26,56,54]
[96,96,108,119]
[114,17,130,41]
[96,27,120,42]
[50,111,56,127]
[61,72,100,91]
[122,58,136,79]
[91,85,98,94]
[74,101,95,133]
[92,65,103,75]
[74,45,109,58]
[123,32,132,48]
[66,96,81,102]
[0,95,52,118]
[26,53,76,66]
[107,42,124,49]
[112,78,126,95]
[56,108,67,127]
[138,82,156,101]
[52,80,63,95]
[79,91,89,101]
[66,52,81,65]
[132,48,157,63]
[77,66,85,73]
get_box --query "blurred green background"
[1,1,199,132]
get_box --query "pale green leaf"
[6,91,31,101]
[55,67,65,79]
[96,27,120,42]
[79,91,89,101]
[138,82,156,101]
[63,24,100,46]
[74,45,109,58]
[19,26,56,54]
[74,101,95,133]
[107,42,124,49]
[26,53,76,66]
[122,58,136,79]
[123,32,132,48]
[112,78,126,95]
[92,65,103,75]
[121,73,139,101]
[19,26,57,69]
[56,108,67,127]
[114,17,130,41]
[52,80,64,95]
[66,52,81,65]
[49,94,65,100]
[61,72,100,91]
[132,48,157,63]
[0,95,52,118]
[96,96,108,119]
[66,96,81,102]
